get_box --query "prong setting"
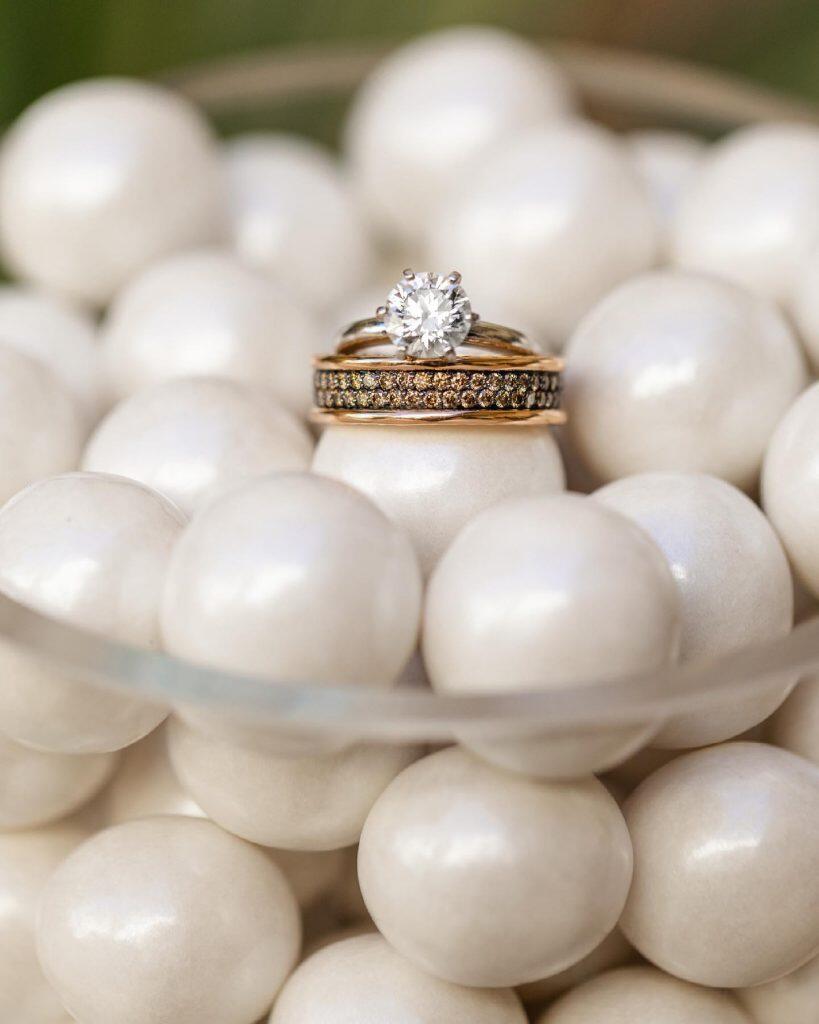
[382,270,473,360]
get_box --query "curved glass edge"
[0,591,817,742]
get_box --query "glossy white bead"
[345,26,574,246]
[538,965,752,1024]
[517,928,635,1009]
[358,747,633,987]
[313,425,565,577]
[83,377,313,515]
[0,818,92,1023]
[37,816,301,1024]
[0,285,101,421]
[270,933,528,1024]
[167,715,418,850]
[595,472,793,747]
[621,742,819,987]
[564,270,807,490]
[100,249,321,417]
[769,674,819,767]
[737,951,819,1024]
[0,79,224,306]
[427,120,658,346]
[226,134,374,309]
[423,494,679,776]
[671,122,819,303]
[762,383,819,598]
[0,472,183,753]
[161,472,421,687]
[0,346,84,505]
[0,732,116,829]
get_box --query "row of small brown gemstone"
[314,369,560,394]
[314,385,559,411]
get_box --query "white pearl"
[358,747,633,987]
[517,928,635,1009]
[769,674,819,767]
[161,472,421,687]
[0,285,101,421]
[762,382,819,598]
[0,346,84,505]
[426,120,658,347]
[83,377,313,516]
[564,270,807,490]
[671,122,819,303]
[345,25,574,246]
[270,933,528,1023]
[0,732,116,829]
[226,134,375,310]
[0,818,92,1023]
[0,472,183,753]
[627,130,706,246]
[423,494,680,777]
[37,816,301,1024]
[595,472,793,747]
[537,965,752,1024]
[313,425,565,577]
[0,79,224,307]
[737,951,819,1024]
[167,715,418,851]
[620,742,819,987]
[100,249,321,417]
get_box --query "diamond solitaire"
[382,270,473,359]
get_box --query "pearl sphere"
[427,120,658,346]
[83,377,313,515]
[0,285,101,421]
[345,26,574,246]
[762,382,819,598]
[671,122,819,304]
[0,731,116,829]
[0,472,183,753]
[0,346,84,505]
[538,965,752,1024]
[0,79,223,306]
[595,472,793,747]
[517,928,635,1009]
[161,472,421,687]
[620,742,819,987]
[358,747,633,987]
[737,951,819,1024]
[226,134,374,309]
[37,816,301,1024]
[270,933,528,1024]
[564,270,807,490]
[769,674,819,767]
[627,130,706,250]
[423,494,680,776]
[167,716,418,850]
[0,818,91,1023]
[313,425,565,577]
[100,249,321,417]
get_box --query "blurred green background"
[2,0,818,132]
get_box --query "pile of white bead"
[0,22,817,1024]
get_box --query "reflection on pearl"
[423,494,679,776]
[595,472,793,747]
[100,249,321,417]
[621,742,819,987]
[538,965,752,1024]
[83,377,313,515]
[763,383,819,599]
[358,747,633,987]
[427,120,657,347]
[0,79,224,306]
[0,472,182,753]
[313,425,565,577]
[672,122,819,303]
[565,270,806,490]
[226,134,375,309]
[270,933,528,1023]
[37,816,302,1024]
[345,25,574,245]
